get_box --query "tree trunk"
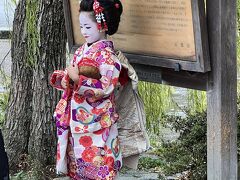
[2,0,33,171]
[28,0,66,165]
[3,0,66,171]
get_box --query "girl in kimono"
[50,0,123,179]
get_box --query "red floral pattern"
[82,147,97,163]
[79,136,93,147]
[73,93,85,104]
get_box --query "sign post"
[206,0,237,179]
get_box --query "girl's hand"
[61,78,67,89]
[66,64,79,84]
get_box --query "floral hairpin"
[93,0,108,32]
[115,3,120,9]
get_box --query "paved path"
[118,169,160,180]
[0,39,11,76]
[52,169,160,180]
[0,39,11,92]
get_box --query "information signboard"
[64,0,210,73]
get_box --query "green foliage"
[10,154,58,180]
[26,0,39,67]
[157,112,207,180]
[11,159,43,180]
[0,70,10,128]
[187,90,206,114]
[138,156,164,171]
[138,81,174,135]
[12,0,17,5]
[0,92,9,128]
[155,90,240,179]
[237,0,240,31]
[11,171,29,180]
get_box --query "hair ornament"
[93,0,108,32]
[115,3,120,9]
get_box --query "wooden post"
[206,0,237,179]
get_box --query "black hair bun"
[80,0,123,35]
[97,0,123,35]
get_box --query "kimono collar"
[86,40,114,53]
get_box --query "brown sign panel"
[64,0,210,73]
[113,0,196,60]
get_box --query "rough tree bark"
[28,0,66,166]
[3,0,66,171]
[2,0,33,170]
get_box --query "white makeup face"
[79,12,106,44]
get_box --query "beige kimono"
[116,51,150,169]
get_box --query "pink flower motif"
[102,128,110,142]
[95,53,105,65]
[106,70,113,78]
[98,165,109,179]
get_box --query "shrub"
[157,111,207,179]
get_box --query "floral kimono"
[50,40,122,180]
